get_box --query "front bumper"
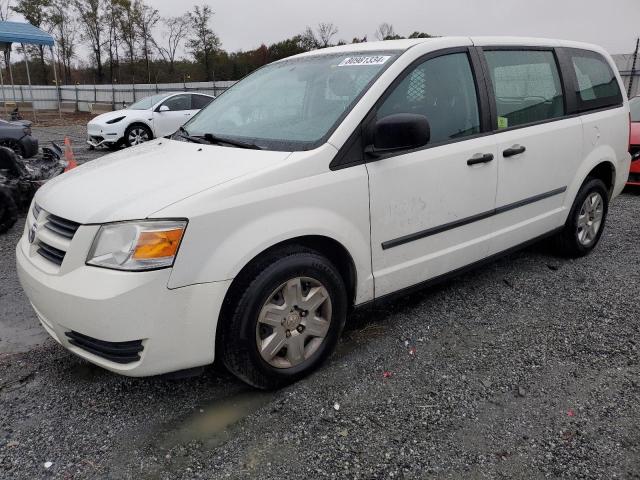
[87,123,124,148]
[15,220,231,377]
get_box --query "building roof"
[0,21,54,46]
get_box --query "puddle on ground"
[155,390,276,450]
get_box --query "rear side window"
[570,50,622,112]
[192,94,213,109]
[484,50,565,129]
[377,52,481,144]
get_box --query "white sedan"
[87,92,215,149]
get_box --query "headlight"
[87,220,187,271]
[105,116,126,124]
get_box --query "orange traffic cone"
[63,136,78,171]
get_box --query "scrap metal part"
[0,144,67,234]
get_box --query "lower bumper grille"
[628,172,640,184]
[65,331,144,364]
[37,242,66,265]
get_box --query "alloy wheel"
[128,127,150,146]
[577,191,604,246]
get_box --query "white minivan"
[17,37,630,389]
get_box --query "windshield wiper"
[203,133,262,150]
[175,126,207,144]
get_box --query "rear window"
[570,50,622,112]
[484,50,564,129]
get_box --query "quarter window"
[570,50,622,111]
[377,52,481,144]
[484,50,564,129]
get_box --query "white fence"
[0,81,236,112]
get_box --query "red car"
[629,96,640,185]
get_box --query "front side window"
[183,52,399,151]
[161,94,191,111]
[484,50,564,129]
[570,50,622,111]
[128,93,171,110]
[377,52,481,144]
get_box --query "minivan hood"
[35,139,291,223]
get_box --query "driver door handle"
[467,153,494,166]
[503,145,526,157]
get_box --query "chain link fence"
[0,81,236,112]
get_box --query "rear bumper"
[16,235,231,377]
[627,158,640,186]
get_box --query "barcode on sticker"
[338,56,391,67]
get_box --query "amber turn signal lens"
[133,228,184,260]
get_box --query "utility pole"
[628,37,639,98]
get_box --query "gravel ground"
[0,128,639,478]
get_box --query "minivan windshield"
[630,96,640,122]
[128,93,172,110]
[182,52,399,151]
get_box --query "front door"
[367,50,498,297]
[153,94,193,137]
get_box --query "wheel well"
[222,235,357,311]
[586,162,615,196]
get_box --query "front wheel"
[124,124,152,147]
[219,246,347,389]
[554,178,609,257]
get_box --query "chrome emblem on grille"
[28,223,38,244]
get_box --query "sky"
[148,0,640,55]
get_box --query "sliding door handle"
[467,153,494,166]
[503,145,526,157]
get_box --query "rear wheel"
[554,178,608,257]
[124,124,152,147]
[0,186,18,234]
[219,246,347,389]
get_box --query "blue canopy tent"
[0,21,58,119]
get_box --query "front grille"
[37,242,66,265]
[65,331,144,364]
[629,172,640,183]
[44,214,80,239]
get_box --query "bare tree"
[317,22,338,48]
[375,22,396,41]
[105,0,124,82]
[48,0,78,82]
[12,0,51,82]
[134,0,159,83]
[118,0,138,83]
[156,15,189,75]
[74,0,106,82]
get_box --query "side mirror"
[366,113,430,157]
[158,105,170,112]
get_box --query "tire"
[0,186,18,234]
[554,178,609,258]
[124,124,153,147]
[219,246,348,390]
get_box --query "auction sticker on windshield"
[338,56,391,66]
